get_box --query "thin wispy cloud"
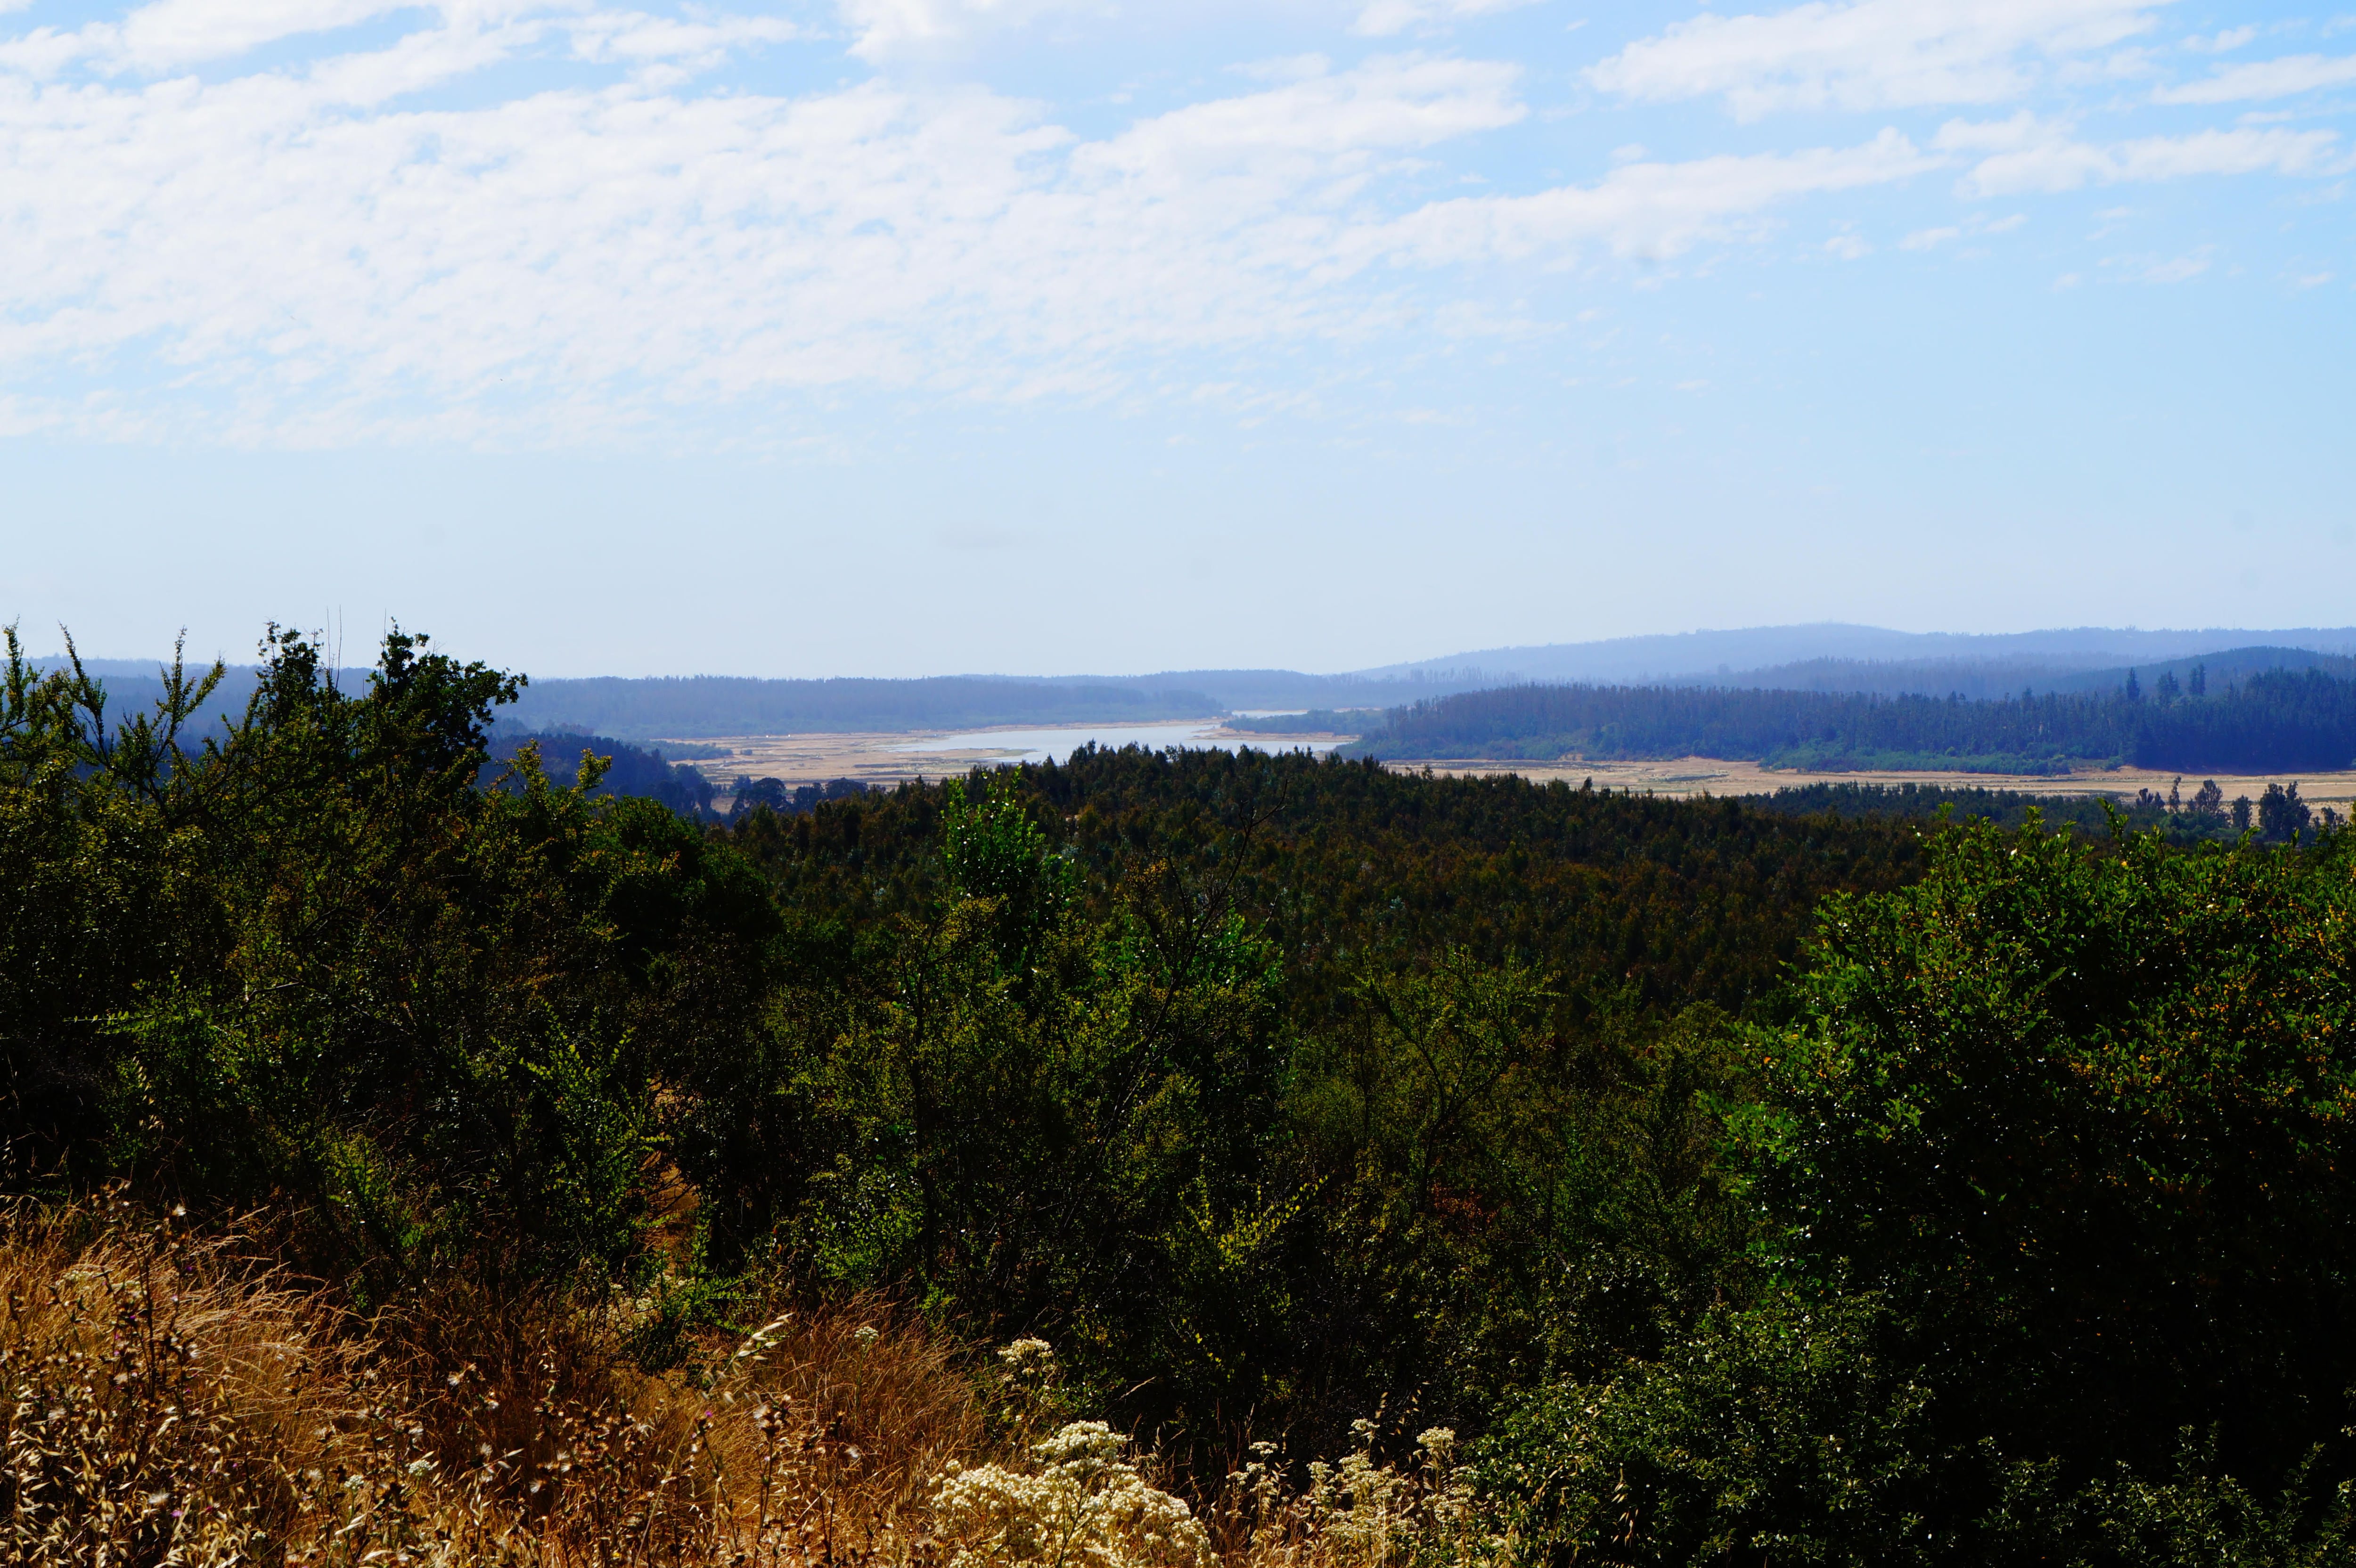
[2155,52,2356,104]
[1384,130,1938,263]
[1587,0,2169,119]
[1937,112,2343,195]
[1350,0,1540,41]
[837,0,1103,59]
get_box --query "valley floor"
[678,727,2356,816]
[1416,754,2356,812]
[674,722,1362,791]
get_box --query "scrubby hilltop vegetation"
[7,626,2356,1566]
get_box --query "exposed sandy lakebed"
[663,727,2356,816]
[666,722,1361,793]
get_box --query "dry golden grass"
[0,1197,1482,1568]
[0,1195,979,1565]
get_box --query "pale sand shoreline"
[665,724,1361,792]
[665,727,2356,814]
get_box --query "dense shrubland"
[7,627,2356,1566]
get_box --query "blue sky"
[1,0,2351,677]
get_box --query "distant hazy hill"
[1358,624,2356,687]
[501,675,1226,740]
[47,625,2356,742]
[990,669,1464,711]
[1344,667,2356,776]
[1041,626,2356,712]
[25,657,262,744]
[33,658,1228,743]
[1669,645,2356,701]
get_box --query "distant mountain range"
[1351,624,2356,687]
[989,626,2356,720]
[36,624,2356,741]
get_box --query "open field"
[1412,754,2356,812]
[674,726,2356,817]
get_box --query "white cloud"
[1587,0,2168,119]
[118,0,414,68]
[1939,113,2342,193]
[1381,129,1936,263]
[1350,0,1538,41]
[0,0,1963,448]
[2122,248,2210,281]
[2181,25,2255,53]
[0,0,805,81]
[0,34,1591,441]
[2155,53,2356,104]
[569,12,803,73]
[1898,206,2021,248]
[1,0,2339,447]
[0,0,417,74]
[836,0,1106,58]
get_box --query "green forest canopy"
[9,625,2356,1564]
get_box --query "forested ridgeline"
[26,655,1239,743]
[1225,707,1380,734]
[9,626,2356,1566]
[1345,665,2356,774]
[1758,777,2335,843]
[1656,643,2356,700]
[486,726,720,819]
[1366,623,2356,687]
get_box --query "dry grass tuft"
[0,1196,1487,1567]
[0,1195,978,1565]
[1214,1421,1484,1568]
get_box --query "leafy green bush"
[1480,816,2356,1564]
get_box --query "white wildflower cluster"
[933,1420,1211,1568]
[1227,1421,1477,1568]
[998,1337,1057,1388]
[990,1335,1068,1439]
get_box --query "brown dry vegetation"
[0,1193,977,1566]
[0,1196,1472,1568]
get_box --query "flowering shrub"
[933,1421,1211,1568]
[1223,1421,1483,1568]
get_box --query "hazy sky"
[2,0,2351,677]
